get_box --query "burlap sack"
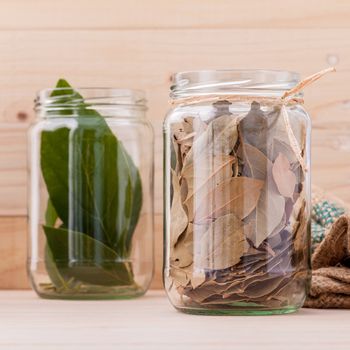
[304,216,350,308]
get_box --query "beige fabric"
[304,216,350,308]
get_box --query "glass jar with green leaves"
[28,80,154,299]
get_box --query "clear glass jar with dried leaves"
[163,70,311,315]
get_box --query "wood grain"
[0,290,350,349]
[0,0,350,29]
[0,124,27,216]
[0,218,28,289]
[0,29,347,126]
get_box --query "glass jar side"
[28,111,154,300]
[163,100,311,315]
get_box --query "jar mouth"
[35,88,147,116]
[170,69,300,99]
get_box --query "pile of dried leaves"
[168,101,310,309]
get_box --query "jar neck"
[35,87,147,119]
[170,69,301,100]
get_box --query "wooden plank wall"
[0,0,350,289]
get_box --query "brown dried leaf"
[184,116,208,135]
[291,197,308,253]
[290,193,305,233]
[171,223,195,268]
[193,177,264,223]
[272,152,297,198]
[267,107,306,168]
[182,118,194,134]
[169,265,190,288]
[182,154,235,204]
[238,102,268,153]
[170,263,206,291]
[184,114,238,167]
[271,138,297,164]
[171,243,193,269]
[191,270,207,289]
[170,170,188,246]
[251,181,286,247]
[171,123,187,173]
[171,121,197,173]
[240,275,287,299]
[239,143,269,180]
[195,214,246,270]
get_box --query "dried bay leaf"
[290,193,305,233]
[171,123,186,173]
[171,121,196,173]
[222,271,266,296]
[191,269,207,289]
[171,241,193,269]
[170,223,208,289]
[238,102,268,153]
[267,107,306,170]
[193,177,264,223]
[172,122,187,141]
[251,180,285,248]
[170,170,188,246]
[184,114,238,167]
[171,223,196,268]
[170,266,190,288]
[242,275,287,299]
[195,214,246,270]
[271,138,298,164]
[201,294,247,306]
[272,152,297,198]
[170,263,206,290]
[182,118,194,134]
[185,280,234,304]
[291,197,308,255]
[238,143,270,180]
[184,116,208,136]
[182,154,235,204]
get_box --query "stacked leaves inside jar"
[169,101,310,310]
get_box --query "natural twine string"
[280,67,335,172]
[170,67,336,173]
[170,67,336,106]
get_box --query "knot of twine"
[170,67,336,173]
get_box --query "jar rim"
[35,87,147,111]
[170,69,301,99]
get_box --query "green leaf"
[44,226,134,286]
[45,198,58,227]
[44,245,72,291]
[40,79,142,288]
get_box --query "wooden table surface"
[0,290,349,349]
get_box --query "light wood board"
[1,0,350,29]
[0,290,349,349]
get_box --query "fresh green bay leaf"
[44,225,134,286]
[40,79,142,288]
[45,198,58,227]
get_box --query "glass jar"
[28,83,154,299]
[163,70,311,315]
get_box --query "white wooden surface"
[0,291,349,350]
